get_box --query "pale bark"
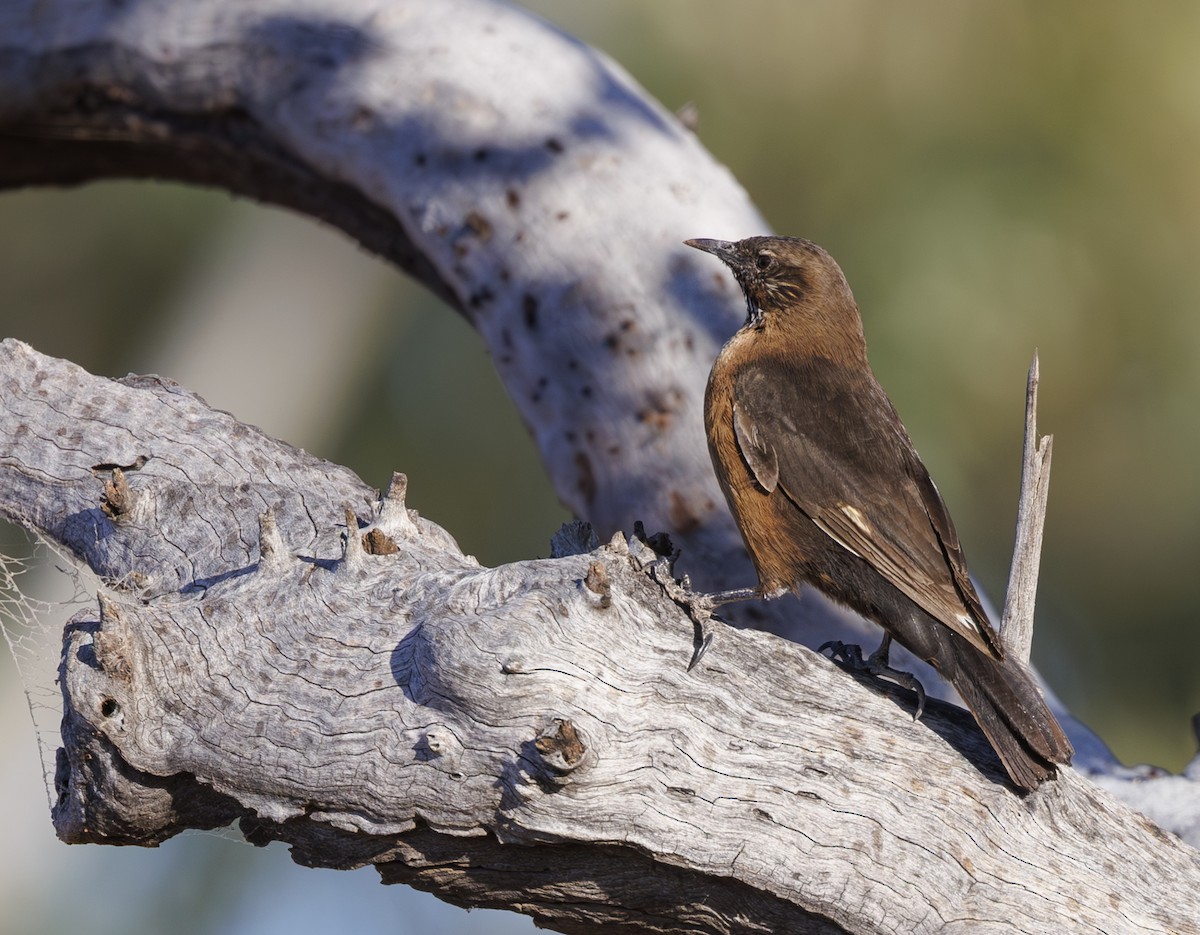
[2,340,1196,934]
[1,0,1198,932]
[1000,354,1051,664]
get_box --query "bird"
[685,234,1073,791]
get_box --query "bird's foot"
[633,523,763,671]
[819,639,928,720]
[633,522,713,669]
[646,558,716,670]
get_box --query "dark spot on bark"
[636,386,685,431]
[523,294,539,329]
[574,451,596,504]
[100,698,119,717]
[685,332,695,352]
[469,286,495,309]
[638,405,671,431]
[668,490,701,535]
[620,318,635,331]
[474,147,489,161]
[465,211,493,241]
[546,137,564,153]
[555,211,570,221]
[506,189,521,209]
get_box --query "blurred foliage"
[1,7,1199,930]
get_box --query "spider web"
[0,522,247,844]
[0,522,105,809]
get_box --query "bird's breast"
[704,341,808,595]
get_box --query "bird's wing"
[732,358,1002,658]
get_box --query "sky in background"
[2,2,1199,932]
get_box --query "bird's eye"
[755,253,774,271]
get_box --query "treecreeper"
[687,235,1073,791]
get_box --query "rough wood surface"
[4,341,1200,934]
[1001,354,1052,664]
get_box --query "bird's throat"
[744,300,765,329]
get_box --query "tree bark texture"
[3,342,1198,933]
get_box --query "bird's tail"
[942,638,1073,791]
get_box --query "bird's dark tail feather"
[943,639,1073,792]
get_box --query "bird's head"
[686,236,864,354]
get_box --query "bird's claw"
[687,631,715,671]
[819,639,865,667]
[819,639,927,720]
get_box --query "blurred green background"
[2,2,1198,932]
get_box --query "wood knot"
[363,528,399,555]
[100,468,136,519]
[534,718,586,775]
[583,561,611,608]
[92,597,133,682]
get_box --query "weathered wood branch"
[1001,352,1052,664]
[3,339,1198,934]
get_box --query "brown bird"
[686,234,1073,791]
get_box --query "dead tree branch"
[1,339,1197,934]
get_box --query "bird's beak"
[685,238,738,264]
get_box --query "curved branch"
[0,0,758,561]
